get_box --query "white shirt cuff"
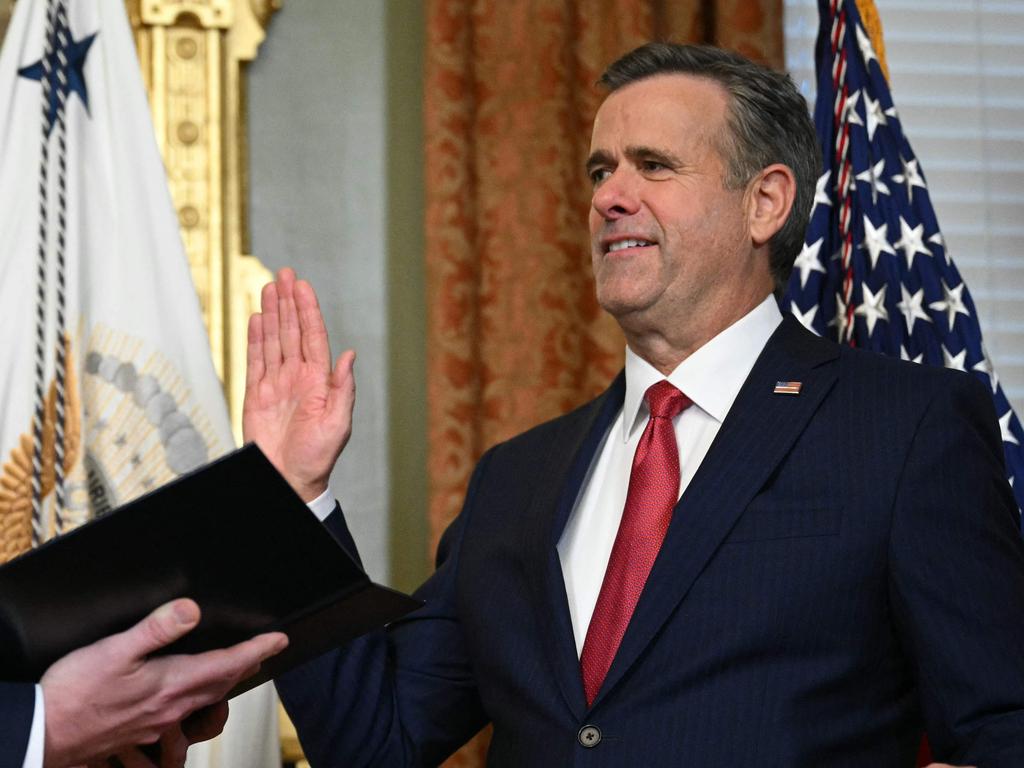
[21,684,44,768]
[307,488,336,522]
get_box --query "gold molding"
[130,0,276,441]
[140,0,233,29]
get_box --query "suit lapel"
[522,373,625,719]
[591,317,840,708]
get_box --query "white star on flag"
[861,215,895,269]
[864,93,888,141]
[972,346,1000,394]
[929,279,970,331]
[893,216,931,269]
[1000,410,1020,446]
[941,344,967,372]
[896,285,931,334]
[812,170,832,211]
[900,345,923,364]
[793,237,826,288]
[892,155,927,202]
[929,232,951,265]
[855,23,878,68]
[854,283,888,336]
[843,89,864,127]
[855,158,889,204]
[790,302,819,333]
[829,292,850,338]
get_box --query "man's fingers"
[115,599,201,660]
[181,701,229,744]
[159,632,288,701]
[158,727,190,768]
[227,631,288,667]
[295,278,331,368]
[260,280,282,375]
[245,313,265,391]
[106,747,159,768]
[276,269,302,362]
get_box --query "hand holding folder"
[39,597,286,767]
[0,444,421,766]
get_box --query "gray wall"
[248,1,428,587]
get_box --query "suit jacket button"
[578,724,602,748]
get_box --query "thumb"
[182,701,230,744]
[116,598,201,660]
[330,349,356,394]
[328,350,356,425]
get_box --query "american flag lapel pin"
[773,381,802,395]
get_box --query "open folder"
[0,444,422,695]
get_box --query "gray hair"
[599,43,820,291]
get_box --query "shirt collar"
[621,295,783,442]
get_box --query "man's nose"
[591,169,641,220]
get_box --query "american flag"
[783,0,1024,525]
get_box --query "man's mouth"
[605,238,655,254]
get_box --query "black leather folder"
[0,444,422,695]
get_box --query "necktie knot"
[645,380,690,420]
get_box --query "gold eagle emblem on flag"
[0,337,81,563]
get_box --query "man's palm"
[242,269,355,501]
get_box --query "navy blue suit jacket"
[1,683,35,768]
[277,317,1024,766]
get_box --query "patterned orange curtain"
[424,2,782,763]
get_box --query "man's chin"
[595,291,657,324]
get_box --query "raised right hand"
[242,268,356,501]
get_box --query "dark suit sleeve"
[274,451,494,767]
[0,682,36,768]
[888,372,1024,766]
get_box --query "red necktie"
[579,380,691,706]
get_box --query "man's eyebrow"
[585,146,686,173]
[624,145,684,167]
[586,149,615,171]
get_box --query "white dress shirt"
[22,686,43,768]
[557,296,782,656]
[308,490,337,522]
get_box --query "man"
[245,44,1024,765]
[3,598,287,768]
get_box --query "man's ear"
[747,164,796,247]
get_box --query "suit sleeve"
[888,372,1024,766]
[0,682,36,768]
[274,450,494,767]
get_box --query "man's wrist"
[291,478,329,504]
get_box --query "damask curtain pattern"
[424,2,782,760]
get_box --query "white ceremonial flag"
[0,1,278,766]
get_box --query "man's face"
[588,74,768,334]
